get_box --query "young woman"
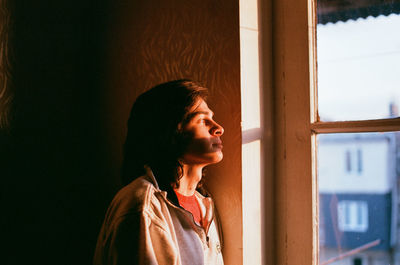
[94,80,224,265]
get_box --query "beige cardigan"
[94,167,224,265]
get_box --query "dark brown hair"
[121,79,208,188]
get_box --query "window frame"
[270,0,400,264]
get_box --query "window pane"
[316,0,400,121]
[317,132,399,264]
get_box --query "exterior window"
[345,148,363,174]
[357,149,363,174]
[337,201,368,232]
[345,150,352,172]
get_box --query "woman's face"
[179,98,224,166]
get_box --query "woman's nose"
[211,121,224,136]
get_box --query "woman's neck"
[175,164,203,196]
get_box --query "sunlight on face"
[180,99,224,166]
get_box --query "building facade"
[318,132,399,265]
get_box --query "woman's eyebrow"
[194,110,213,116]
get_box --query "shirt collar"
[144,165,180,206]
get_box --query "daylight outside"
[316,1,400,265]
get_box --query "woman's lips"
[211,138,223,149]
[212,142,223,149]
[215,144,223,149]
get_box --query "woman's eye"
[198,117,213,125]
[197,118,206,125]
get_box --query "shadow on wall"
[1,1,119,264]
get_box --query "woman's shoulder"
[106,176,159,219]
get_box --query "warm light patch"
[242,140,262,265]
[240,0,262,264]
[240,0,260,131]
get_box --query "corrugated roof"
[317,0,400,24]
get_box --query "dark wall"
[3,1,117,264]
[2,0,241,264]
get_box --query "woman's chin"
[210,151,223,164]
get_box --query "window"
[316,1,400,263]
[240,0,268,264]
[357,149,362,174]
[337,200,368,232]
[346,150,352,172]
[344,148,363,175]
[270,0,400,264]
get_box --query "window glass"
[317,0,400,121]
[318,132,399,265]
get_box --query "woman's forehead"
[191,98,212,114]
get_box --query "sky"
[317,14,400,121]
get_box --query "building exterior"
[318,132,399,265]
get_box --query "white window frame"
[268,0,400,264]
